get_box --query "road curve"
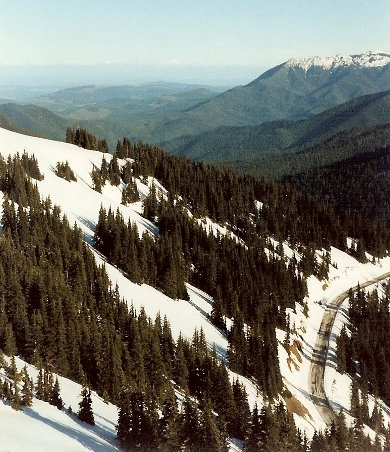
[309,271,390,425]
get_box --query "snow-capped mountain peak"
[285,51,390,71]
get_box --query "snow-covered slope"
[1,127,390,449]
[285,50,390,71]
[0,357,119,452]
[0,127,245,450]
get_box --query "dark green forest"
[337,285,390,407]
[1,122,390,450]
[229,124,390,180]
[286,145,390,226]
[0,149,315,450]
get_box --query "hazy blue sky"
[0,0,389,85]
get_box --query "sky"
[0,0,389,86]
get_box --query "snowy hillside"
[285,50,390,71]
[1,127,390,449]
[0,357,119,452]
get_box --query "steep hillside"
[226,123,390,178]
[0,104,138,148]
[285,143,390,225]
[2,127,390,450]
[0,104,72,141]
[0,112,37,136]
[220,123,390,226]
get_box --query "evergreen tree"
[35,369,45,401]
[11,381,22,411]
[21,366,33,407]
[55,161,77,182]
[122,180,140,205]
[244,404,262,452]
[199,399,226,452]
[2,379,12,402]
[49,377,64,410]
[78,387,95,425]
[180,396,203,451]
[335,410,348,451]
[159,390,181,451]
[230,379,250,440]
[117,388,159,451]
[336,325,349,374]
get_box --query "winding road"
[309,271,390,424]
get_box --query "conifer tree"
[117,388,159,450]
[122,180,139,205]
[2,379,12,402]
[49,377,64,410]
[310,430,328,452]
[370,401,384,434]
[335,410,348,451]
[78,387,95,425]
[21,366,33,407]
[244,404,262,451]
[180,395,203,451]
[336,325,349,374]
[199,399,226,452]
[230,378,250,440]
[11,383,21,411]
[55,161,77,182]
[159,390,181,451]
[228,313,247,375]
[91,168,103,193]
[6,357,20,384]
[35,369,45,401]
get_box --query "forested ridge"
[286,145,390,226]
[0,149,308,450]
[224,123,390,230]
[229,124,390,181]
[1,125,390,450]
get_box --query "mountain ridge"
[2,51,389,146]
[163,90,390,161]
[284,50,390,71]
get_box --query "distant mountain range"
[153,51,390,142]
[32,82,224,121]
[163,89,390,161]
[0,51,389,156]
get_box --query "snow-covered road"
[309,271,390,425]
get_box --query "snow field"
[0,357,119,451]
[2,127,390,446]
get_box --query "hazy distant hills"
[1,51,389,154]
[164,90,390,161]
[32,83,223,120]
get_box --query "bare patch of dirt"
[289,340,303,363]
[287,356,299,372]
[284,394,314,421]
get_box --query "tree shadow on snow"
[21,406,119,451]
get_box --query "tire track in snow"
[309,271,390,424]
